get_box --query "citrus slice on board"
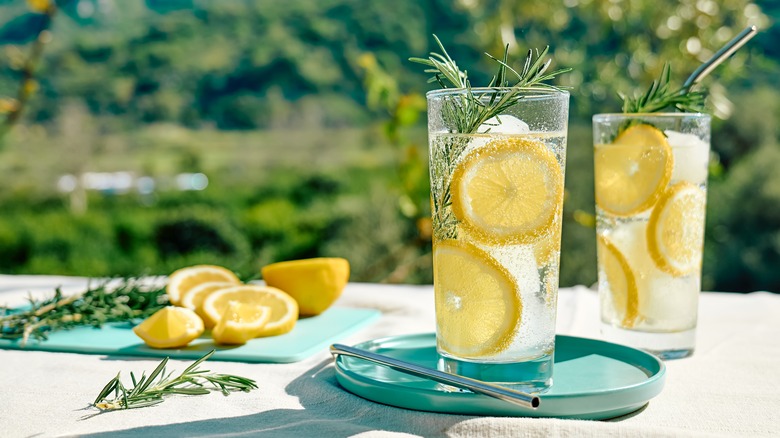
[202,285,298,336]
[450,138,563,244]
[647,182,707,277]
[212,302,272,345]
[166,265,241,306]
[595,124,673,216]
[433,240,520,357]
[261,257,349,316]
[132,306,204,349]
[597,235,639,328]
[179,281,238,328]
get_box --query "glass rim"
[426,87,569,100]
[593,112,711,122]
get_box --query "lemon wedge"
[433,240,520,357]
[595,124,673,216]
[167,265,241,306]
[451,138,563,244]
[261,257,349,316]
[202,285,298,336]
[132,306,204,349]
[597,235,639,328]
[647,182,707,276]
[212,302,272,345]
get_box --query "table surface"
[1,275,778,438]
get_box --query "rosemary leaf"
[93,374,120,405]
[621,63,706,114]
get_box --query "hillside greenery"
[0,0,777,292]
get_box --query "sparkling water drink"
[427,89,569,391]
[593,113,710,359]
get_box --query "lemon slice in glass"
[533,216,562,266]
[597,235,639,328]
[451,138,563,244]
[433,240,520,357]
[647,182,707,276]
[132,306,205,349]
[202,285,298,336]
[595,124,673,216]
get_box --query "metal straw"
[330,343,541,409]
[683,25,758,89]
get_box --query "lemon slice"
[533,217,562,266]
[180,281,238,328]
[167,265,241,306]
[433,240,520,357]
[595,124,673,216]
[647,182,707,276]
[202,285,298,336]
[597,235,639,328]
[132,306,204,349]
[212,302,272,345]
[261,257,349,316]
[451,138,563,244]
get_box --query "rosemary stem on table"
[92,350,258,411]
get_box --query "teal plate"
[334,333,665,420]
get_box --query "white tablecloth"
[0,275,778,437]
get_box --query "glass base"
[437,353,553,393]
[601,323,695,360]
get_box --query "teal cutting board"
[0,307,380,363]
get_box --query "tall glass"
[427,88,569,392]
[592,113,710,359]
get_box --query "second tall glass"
[593,113,711,359]
[427,88,569,391]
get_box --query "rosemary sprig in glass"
[93,350,258,411]
[620,63,706,114]
[410,35,571,134]
[410,35,570,240]
[0,279,167,346]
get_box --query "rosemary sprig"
[410,36,570,240]
[409,34,571,134]
[0,279,167,346]
[92,350,258,411]
[621,63,706,113]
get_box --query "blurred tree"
[445,0,776,291]
[0,0,57,145]
[56,100,97,214]
[358,52,432,283]
[458,0,770,118]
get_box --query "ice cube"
[477,115,530,134]
[664,130,710,185]
[462,115,531,156]
[641,274,699,327]
[609,218,700,330]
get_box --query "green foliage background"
[0,0,777,292]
